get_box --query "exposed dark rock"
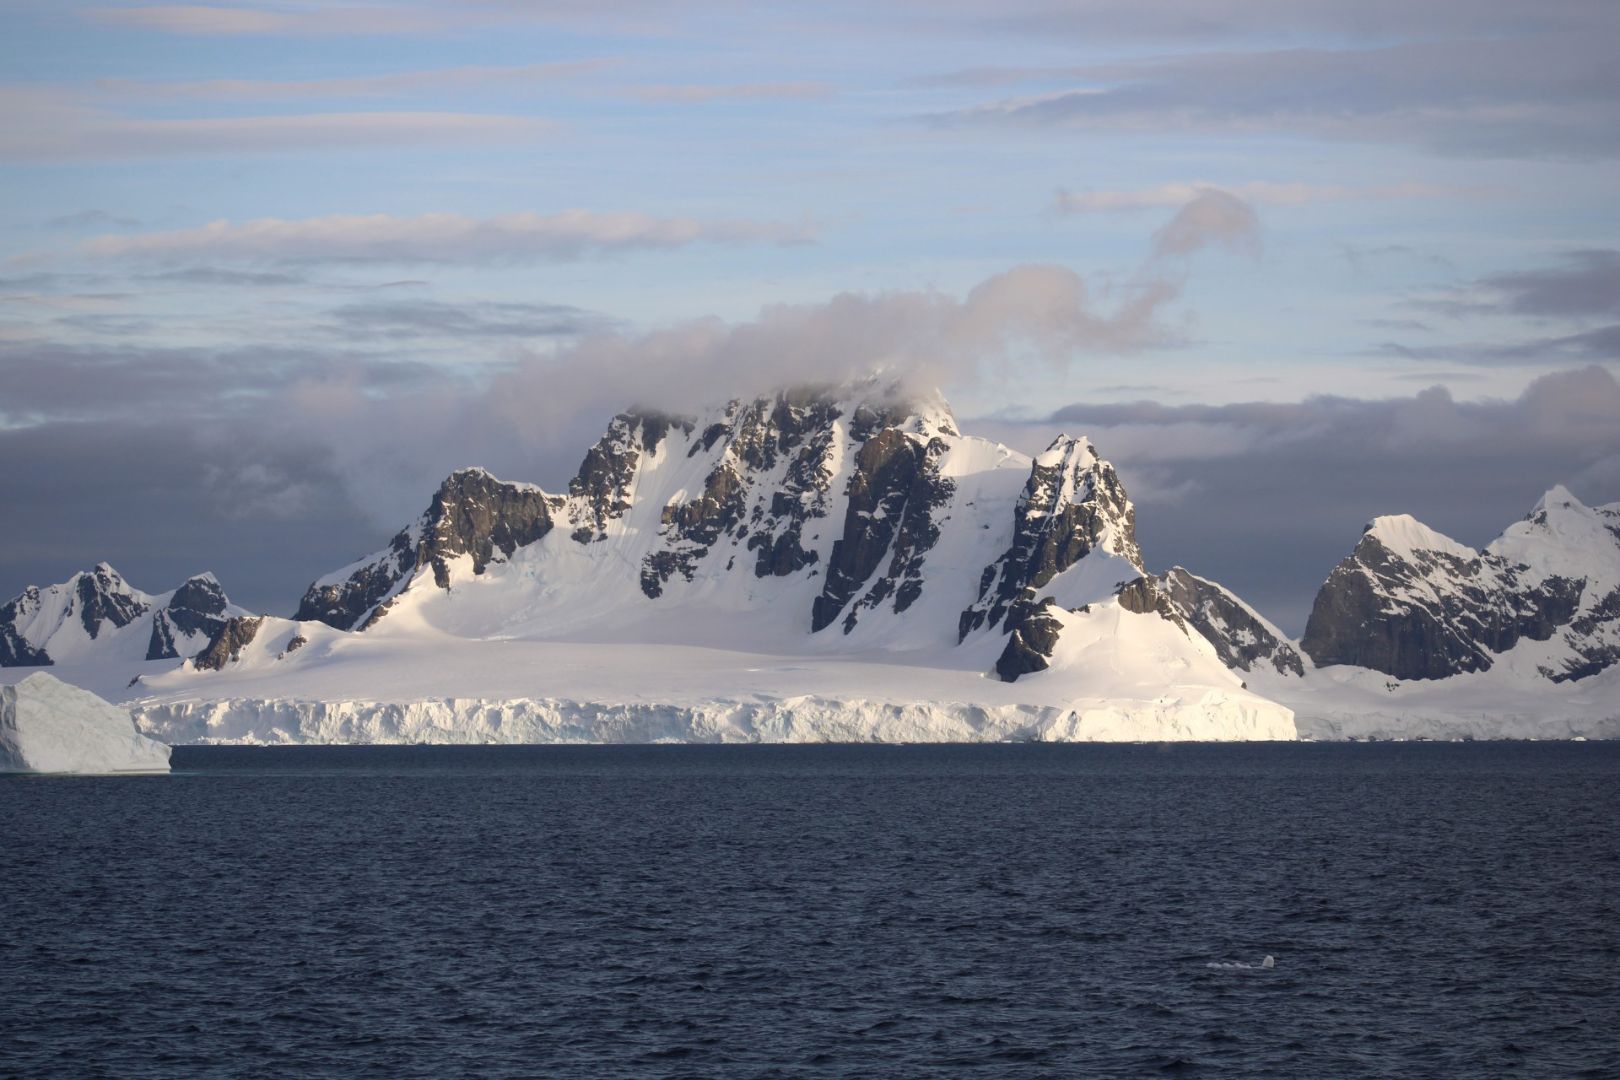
[839,437,955,630]
[960,437,1142,643]
[1301,527,1583,680]
[1151,568,1306,677]
[74,564,149,641]
[641,459,749,597]
[1545,585,1620,682]
[994,601,1065,681]
[146,574,234,660]
[146,612,179,662]
[193,616,263,671]
[811,426,954,633]
[0,620,51,667]
[296,468,559,630]
[570,412,689,543]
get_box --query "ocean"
[4,743,1618,1077]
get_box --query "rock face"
[296,467,563,629]
[960,437,1142,644]
[302,385,978,638]
[1127,568,1307,677]
[812,425,954,633]
[193,616,264,672]
[1,671,170,774]
[1302,490,1619,682]
[146,574,232,660]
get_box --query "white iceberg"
[1,671,170,774]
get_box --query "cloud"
[43,209,142,229]
[1473,249,1620,319]
[1379,251,1620,365]
[629,82,835,104]
[1380,326,1620,366]
[1149,189,1260,259]
[1053,180,1484,214]
[970,365,1620,630]
[57,210,814,264]
[83,1,699,36]
[0,416,381,615]
[955,0,1613,42]
[86,4,451,35]
[0,89,552,162]
[324,299,613,341]
[925,35,1620,159]
[138,266,308,287]
[93,61,614,102]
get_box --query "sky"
[1,0,1617,633]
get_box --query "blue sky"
[2,1,1617,626]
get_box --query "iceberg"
[1,671,170,774]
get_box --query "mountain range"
[4,383,1617,742]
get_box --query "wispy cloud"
[93,61,614,102]
[0,88,551,162]
[1385,250,1620,364]
[324,298,613,340]
[628,82,835,104]
[1149,189,1260,259]
[60,210,815,264]
[87,4,452,36]
[925,36,1620,159]
[1054,180,1487,214]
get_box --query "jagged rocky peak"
[146,572,235,661]
[1301,506,1585,681]
[296,466,563,630]
[960,433,1142,642]
[72,563,151,641]
[2,564,242,668]
[641,389,846,596]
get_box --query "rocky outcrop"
[296,468,561,629]
[73,564,150,641]
[0,621,51,667]
[993,599,1066,681]
[193,616,264,671]
[642,458,749,598]
[959,436,1142,642]
[1301,518,1582,680]
[811,426,954,633]
[146,574,232,661]
[1142,568,1306,677]
[570,412,688,543]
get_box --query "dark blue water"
[4,744,1618,1078]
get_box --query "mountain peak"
[1363,514,1476,562]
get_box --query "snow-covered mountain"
[1262,487,1620,740]
[1301,487,1619,684]
[0,564,249,689]
[118,384,1297,743]
[8,384,1616,743]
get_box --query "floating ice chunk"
[1,672,170,774]
[1205,955,1277,971]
